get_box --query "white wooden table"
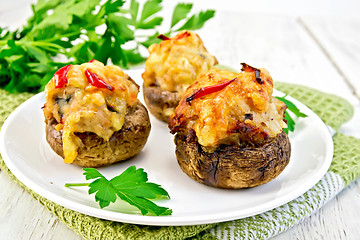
[1,1,360,239]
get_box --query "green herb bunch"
[0,0,215,93]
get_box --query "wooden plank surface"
[197,12,358,103]
[0,4,359,240]
[272,14,360,240]
[0,172,82,240]
[300,16,360,98]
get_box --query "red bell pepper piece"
[175,31,191,40]
[85,69,114,91]
[54,64,72,88]
[241,63,263,84]
[186,77,237,103]
[157,31,191,41]
[157,34,170,41]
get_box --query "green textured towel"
[0,82,359,240]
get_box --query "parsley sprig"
[0,0,215,93]
[65,166,172,216]
[275,95,308,134]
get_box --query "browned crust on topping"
[143,84,181,123]
[174,130,291,189]
[46,102,151,167]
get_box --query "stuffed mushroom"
[142,30,218,122]
[43,60,151,167]
[168,64,291,189]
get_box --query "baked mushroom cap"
[46,102,151,168]
[168,65,291,189]
[142,31,218,122]
[174,130,291,189]
[143,85,180,122]
[43,60,146,164]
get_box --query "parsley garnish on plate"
[0,0,215,93]
[275,95,308,134]
[65,166,172,216]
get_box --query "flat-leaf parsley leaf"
[65,166,172,216]
[275,95,308,134]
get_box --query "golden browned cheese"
[43,60,139,163]
[169,67,287,151]
[142,31,218,95]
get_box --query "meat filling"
[169,66,287,151]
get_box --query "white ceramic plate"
[0,69,333,226]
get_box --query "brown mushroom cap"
[46,102,151,167]
[174,130,291,189]
[143,84,181,123]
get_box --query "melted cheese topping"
[142,31,218,95]
[169,67,287,151]
[43,60,139,163]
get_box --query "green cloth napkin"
[1,82,359,240]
